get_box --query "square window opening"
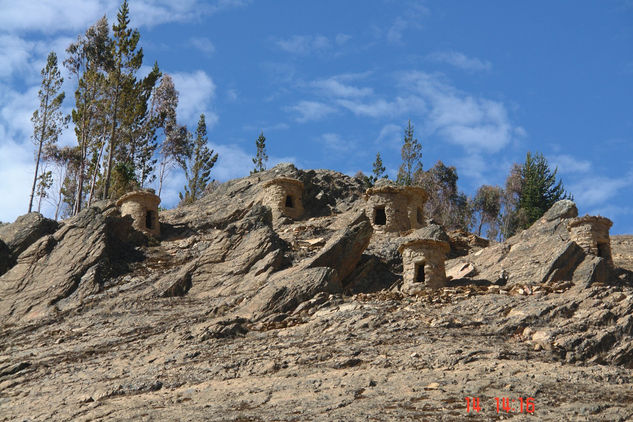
[285,195,294,208]
[374,206,386,225]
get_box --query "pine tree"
[28,52,68,213]
[251,131,268,174]
[396,120,422,186]
[518,152,570,229]
[371,152,386,183]
[178,114,219,204]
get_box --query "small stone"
[425,382,440,390]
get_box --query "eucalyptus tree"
[28,52,68,213]
[64,15,111,214]
[396,120,422,186]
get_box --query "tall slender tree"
[251,131,268,173]
[178,114,219,204]
[65,16,111,214]
[28,52,68,213]
[396,120,422,186]
[153,74,184,197]
[102,0,146,199]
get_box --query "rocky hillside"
[1,164,632,421]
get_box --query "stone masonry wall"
[569,219,613,264]
[401,244,447,292]
[262,181,304,220]
[365,192,410,232]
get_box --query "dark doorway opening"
[415,262,425,283]
[374,207,386,225]
[146,211,153,229]
[417,207,423,225]
[597,242,609,259]
[285,195,294,208]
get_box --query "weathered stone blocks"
[261,177,304,221]
[115,190,161,237]
[567,215,613,264]
[398,227,450,292]
[363,182,428,232]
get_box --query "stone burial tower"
[115,190,161,237]
[363,181,428,233]
[260,177,304,221]
[398,224,450,293]
[567,215,613,265]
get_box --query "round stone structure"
[398,225,451,293]
[567,215,613,264]
[115,190,161,237]
[364,183,428,232]
[261,177,304,220]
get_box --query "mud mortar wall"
[365,192,411,232]
[401,245,447,291]
[569,222,612,263]
[262,181,304,220]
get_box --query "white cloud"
[0,0,113,33]
[288,101,337,122]
[170,70,218,127]
[375,123,402,151]
[274,33,350,55]
[0,139,35,223]
[311,77,373,98]
[316,133,354,152]
[337,96,426,118]
[189,37,215,54]
[570,173,633,207]
[550,154,592,174]
[401,71,517,153]
[0,0,248,33]
[428,51,492,72]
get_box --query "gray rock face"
[2,173,633,421]
[0,207,141,324]
[452,200,611,287]
[305,211,373,283]
[0,212,58,259]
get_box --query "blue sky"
[1,0,632,233]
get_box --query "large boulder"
[454,200,615,287]
[304,211,373,283]
[0,207,140,324]
[0,212,58,259]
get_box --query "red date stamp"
[465,396,535,414]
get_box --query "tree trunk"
[28,97,49,213]
[102,87,119,200]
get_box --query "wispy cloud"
[274,33,350,55]
[288,101,337,122]
[316,133,355,152]
[400,71,520,153]
[428,51,492,72]
[311,77,373,98]
[550,154,592,174]
[0,139,35,223]
[570,173,633,207]
[189,36,215,55]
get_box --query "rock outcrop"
[2,167,633,421]
[0,212,58,260]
